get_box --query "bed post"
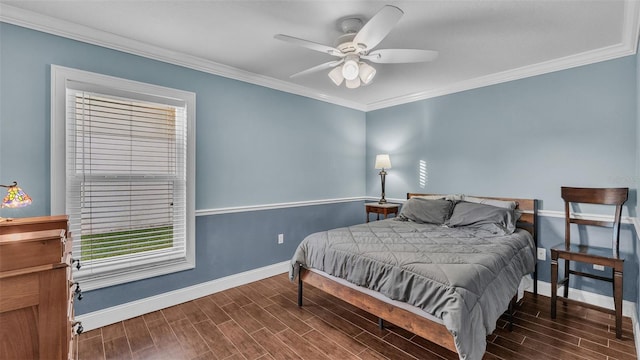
[297,262,303,307]
[508,296,516,332]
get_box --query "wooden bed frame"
[296,193,538,355]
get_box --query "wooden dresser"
[0,215,80,360]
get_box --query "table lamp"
[374,154,391,204]
[1,181,32,221]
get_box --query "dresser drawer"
[0,230,65,272]
[0,272,39,313]
[0,216,71,360]
[0,215,68,234]
[367,206,388,214]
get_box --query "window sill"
[74,257,195,291]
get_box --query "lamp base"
[378,169,388,205]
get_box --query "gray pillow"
[446,201,520,235]
[415,194,464,201]
[462,195,517,210]
[398,198,454,225]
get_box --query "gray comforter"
[289,219,536,360]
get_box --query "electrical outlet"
[278,233,284,244]
[537,248,546,261]
[593,264,605,271]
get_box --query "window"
[51,66,195,291]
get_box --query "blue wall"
[0,23,366,314]
[1,21,639,313]
[367,56,639,301]
[0,23,365,214]
[76,201,365,313]
[366,57,637,210]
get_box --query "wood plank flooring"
[76,273,637,360]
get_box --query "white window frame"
[51,65,196,291]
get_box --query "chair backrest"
[561,187,628,253]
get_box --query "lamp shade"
[345,77,361,89]
[1,181,32,208]
[328,66,344,86]
[359,62,376,84]
[328,59,375,89]
[374,154,391,169]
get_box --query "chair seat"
[551,243,625,258]
[551,243,624,272]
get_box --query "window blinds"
[66,88,187,275]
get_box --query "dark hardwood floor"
[77,273,637,360]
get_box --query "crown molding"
[0,4,367,112]
[1,1,638,113]
[366,43,637,111]
[365,0,640,111]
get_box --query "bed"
[290,193,538,360]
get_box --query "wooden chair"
[550,187,628,338]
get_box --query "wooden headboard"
[406,193,538,237]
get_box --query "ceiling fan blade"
[274,34,343,57]
[290,59,344,78]
[362,49,439,63]
[353,5,403,51]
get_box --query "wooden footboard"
[299,267,457,353]
[296,193,538,357]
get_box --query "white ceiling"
[1,1,639,111]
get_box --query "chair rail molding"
[195,197,365,216]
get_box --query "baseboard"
[533,280,639,358]
[533,280,637,318]
[75,260,290,331]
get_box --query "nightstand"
[365,202,400,223]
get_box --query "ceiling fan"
[274,5,438,89]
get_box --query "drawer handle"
[72,321,84,335]
[71,282,83,301]
[71,258,82,270]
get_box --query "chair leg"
[614,270,623,339]
[297,263,303,307]
[508,296,515,332]
[551,257,558,319]
[563,259,570,299]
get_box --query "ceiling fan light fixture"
[276,5,439,91]
[328,66,344,86]
[346,77,361,89]
[359,62,376,84]
[341,56,360,81]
